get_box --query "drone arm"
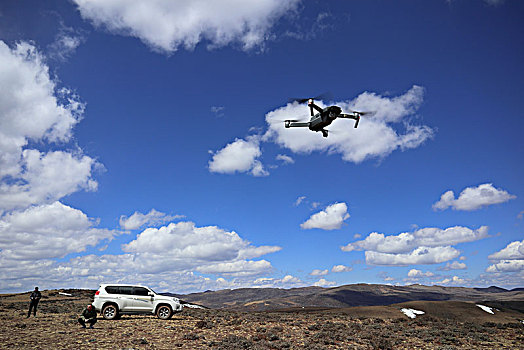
[308,102,323,114]
[285,121,310,128]
[339,113,360,128]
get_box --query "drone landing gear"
[321,129,328,138]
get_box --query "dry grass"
[0,290,522,349]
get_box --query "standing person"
[78,304,97,329]
[27,287,42,318]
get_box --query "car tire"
[102,304,119,320]
[156,305,172,320]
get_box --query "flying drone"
[283,94,373,137]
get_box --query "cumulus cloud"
[433,183,515,211]
[196,260,272,277]
[301,202,349,230]
[331,264,352,273]
[209,86,433,177]
[122,221,279,267]
[437,276,466,285]
[0,202,118,261]
[0,150,98,211]
[486,240,524,275]
[407,269,435,278]
[310,269,328,276]
[313,278,336,287]
[72,0,299,53]
[264,85,434,163]
[208,136,268,176]
[0,220,282,292]
[253,274,303,288]
[341,226,488,254]
[438,261,467,271]
[119,209,183,230]
[488,240,524,261]
[486,260,524,273]
[365,246,460,266]
[0,40,97,211]
[342,226,487,266]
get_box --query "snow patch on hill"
[476,304,494,314]
[400,308,425,319]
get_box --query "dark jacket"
[81,307,97,320]
[30,291,41,301]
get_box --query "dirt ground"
[0,291,522,349]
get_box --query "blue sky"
[0,0,522,293]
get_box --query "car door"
[117,286,136,311]
[131,287,155,312]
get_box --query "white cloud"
[365,246,460,266]
[119,209,183,230]
[488,240,524,261]
[331,264,352,273]
[264,85,434,163]
[342,226,488,254]
[433,183,515,211]
[313,278,336,287]
[196,260,272,277]
[301,202,350,230]
[342,226,488,266]
[486,240,524,275]
[0,202,118,261]
[407,269,435,278]
[0,40,97,211]
[276,154,294,164]
[486,260,524,273]
[437,275,465,285]
[122,221,278,264]
[253,274,303,288]
[0,150,97,211]
[0,220,282,292]
[310,269,328,276]
[208,136,268,176]
[438,261,467,271]
[72,0,299,53]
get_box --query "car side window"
[105,286,119,294]
[119,286,134,295]
[133,287,150,296]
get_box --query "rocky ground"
[0,290,523,349]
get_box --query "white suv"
[93,284,183,320]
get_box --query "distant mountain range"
[169,284,524,311]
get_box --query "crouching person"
[78,304,97,329]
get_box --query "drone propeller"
[347,109,375,116]
[288,92,333,104]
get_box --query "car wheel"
[156,305,172,320]
[102,304,118,320]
